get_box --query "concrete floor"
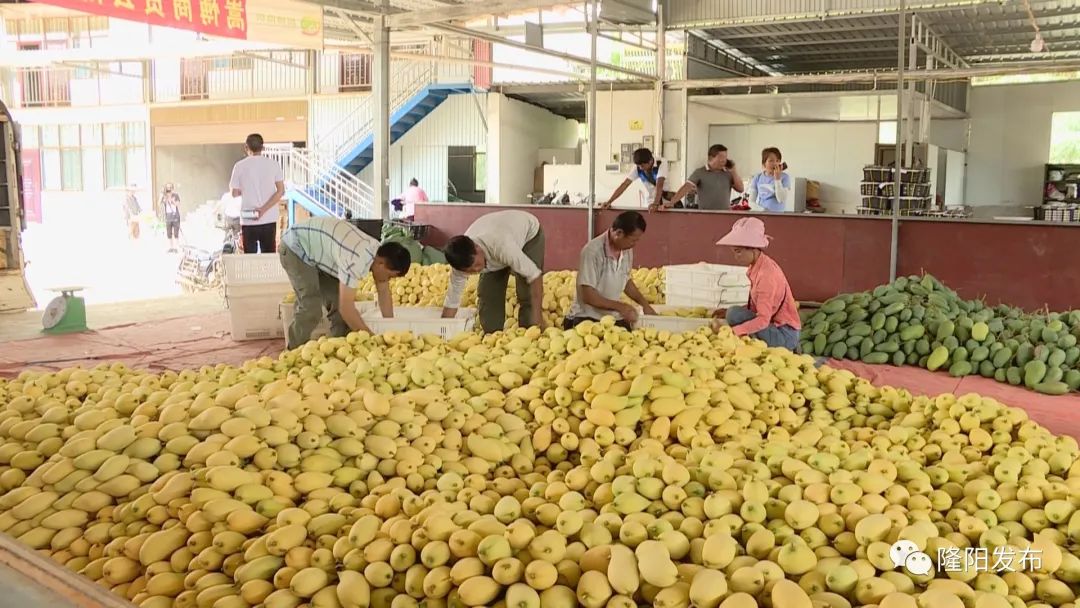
[0,291,226,343]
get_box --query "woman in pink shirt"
[712,217,802,350]
[398,178,429,219]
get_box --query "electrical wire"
[1021,0,1048,52]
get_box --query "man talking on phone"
[666,144,744,211]
[229,133,285,253]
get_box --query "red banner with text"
[20,151,42,225]
[31,0,248,39]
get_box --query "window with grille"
[340,54,373,92]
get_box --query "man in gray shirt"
[666,144,745,210]
[564,211,657,330]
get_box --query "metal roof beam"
[386,0,577,28]
[731,36,902,50]
[431,21,656,80]
[757,48,900,59]
[966,49,1080,62]
[687,1,1076,30]
[706,21,897,39]
[670,1,1001,29]
[667,60,1080,89]
[941,24,1080,41]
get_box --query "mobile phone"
[725,159,734,169]
[241,209,260,220]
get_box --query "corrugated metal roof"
[686,0,1080,74]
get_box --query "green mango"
[849,323,872,338]
[1016,344,1035,366]
[927,346,950,372]
[900,325,925,341]
[870,313,886,331]
[949,361,973,377]
[971,322,989,342]
[1034,381,1069,396]
[877,341,900,354]
[821,299,846,314]
[1023,361,1048,389]
[915,339,931,356]
[1006,367,1023,386]
[1065,369,1080,391]
[862,352,889,365]
[992,347,1014,368]
[1048,349,1067,368]
[936,321,956,341]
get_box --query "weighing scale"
[41,286,88,335]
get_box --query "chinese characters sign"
[30,0,247,39]
[30,0,324,47]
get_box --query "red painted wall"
[413,204,1075,310]
[897,220,1080,311]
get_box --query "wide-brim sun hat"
[716,217,771,249]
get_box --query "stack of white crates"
[664,263,750,308]
[222,254,292,341]
[280,303,477,340]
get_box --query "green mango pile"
[801,275,1080,395]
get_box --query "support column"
[654,0,665,154]
[890,0,906,282]
[373,13,391,219]
[587,0,598,238]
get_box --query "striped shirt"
[281,218,378,288]
[444,210,542,308]
[733,253,802,337]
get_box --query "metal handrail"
[327,59,436,162]
[265,148,375,218]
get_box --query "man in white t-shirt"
[229,133,285,253]
[601,148,672,210]
[441,210,546,333]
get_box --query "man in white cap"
[713,217,801,350]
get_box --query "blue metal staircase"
[267,59,475,221]
[338,83,473,175]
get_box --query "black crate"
[899,197,930,213]
[901,183,931,197]
[860,182,880,196]
[348,219,384,241]
[900,168,930,184]
[862,196,889,211]
[863,166,891,182]
[1035,206,1071,222]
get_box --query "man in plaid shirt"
[280,218,411,348]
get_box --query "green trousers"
[280,245,349,349]
[476,229,545,333]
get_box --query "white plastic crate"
[222,253,291,298]
[664,263,750,307]
[280,303,476,341]
[636,305,714,332]
[229,295,287,341]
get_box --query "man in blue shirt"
[601,148,671,210]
